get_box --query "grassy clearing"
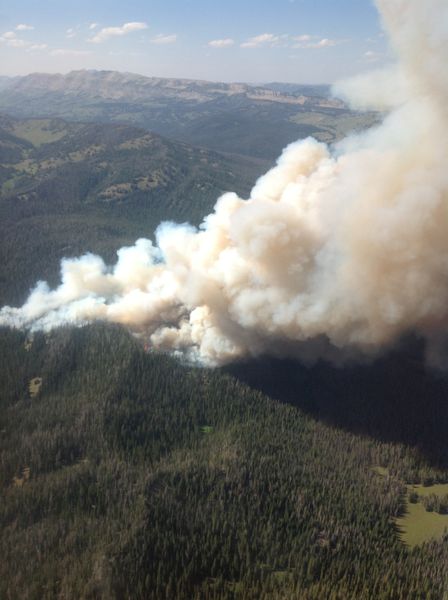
[372,466,389,477]
[118,135,154,150]
[68,145,104,162]
[373,467,448,547]
[12,159,38,174]
[13,466,31,487]
[289,110,380,144]
[1,177,19,194]
[397,501,448,547]
[410,483,448,498]
[29,377,42,398]
[200,425,214,434]
[12,120,68,147]
[397,483,448,547]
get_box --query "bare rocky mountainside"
[0,70,378,160]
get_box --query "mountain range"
[0,70,379,160]
[0,70,342,107]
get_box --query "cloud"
[208,38,235,48]
[293,36,339,49]
[363,50,382,63]
[0,32,29,48]
[3,39,28,48]
[150,33,177,45]
[89,23,98,30]
[50,48,92,56]
[1,28,48,51]
[29,44,48,51]
[294,34,312,43]
[66,28,76,39]
[208,32,343,51]
[16,24,34,31]
[241,33,281,48]
[311,38,338,48]
[89,21,148,43]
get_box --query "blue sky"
[0,0,390,83]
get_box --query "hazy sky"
[0,0,390,83]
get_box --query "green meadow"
[397,484,448,547]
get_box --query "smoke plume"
[2,0,448,366]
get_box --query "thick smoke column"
[2,0,448,366]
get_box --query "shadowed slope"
[226,340,448,468]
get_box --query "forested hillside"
[1,324,447,599]
[0,115,266,307]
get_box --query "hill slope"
[0,70,379,160]
[1,324,447,599]
[0,115,267,307]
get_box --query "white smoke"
[2,0,448,366]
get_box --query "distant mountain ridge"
[0,70,344,109]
